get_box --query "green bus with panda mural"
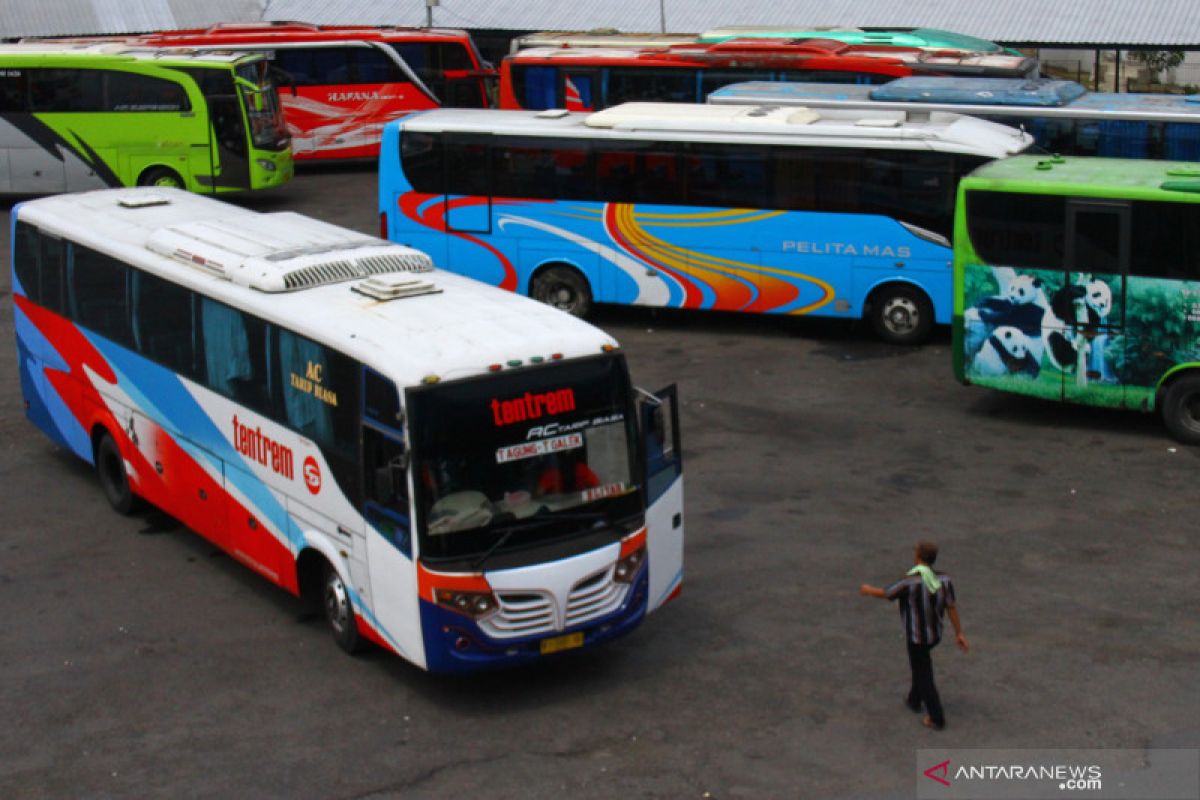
[953,154,1200,443]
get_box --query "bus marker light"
[507,359,522,367]
[488,364,503,372]
[422,374,440,384]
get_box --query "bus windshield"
[408,355,641,561]
[236,61,290,151]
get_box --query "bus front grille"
[479,570,630,640]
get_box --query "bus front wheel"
[323,563,365,654]
[869,285,933,345]
[1160,375,1200,445]
[138,167,184,190]
[95,431,138,515]
[531,266,591,317]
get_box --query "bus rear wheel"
[138,167,184,190]
[323,563,365,654]
[95,432,138,515]
[531,266,591,317]
[869,284,933,345]
[1160,375,1200,445]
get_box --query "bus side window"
[965,191,1066,270]
[131,269,197,377]
[363,370,409,552]
[1130,201,1200,281]
[28,68,103,112]
[199,297,268,409]
[349,47,403,84]
[68,244,133,347]
[0,72,23,112]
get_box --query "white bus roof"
[15,189,618,388]
[401,103,1033,157]
[0,42,256,65]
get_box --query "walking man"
[860,540,968,730]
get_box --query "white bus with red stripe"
[11,187,683,672]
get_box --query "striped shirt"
[884,573,956,646]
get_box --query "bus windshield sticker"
[496,433,583,464]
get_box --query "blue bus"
[378,102,1033,343]
[709,77,1200,160]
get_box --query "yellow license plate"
[539,631,584,655]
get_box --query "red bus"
[87,23,496,160]
[500,39,1038,111]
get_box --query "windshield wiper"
[470,510,608,572]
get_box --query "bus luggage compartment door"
[640,384,683,611]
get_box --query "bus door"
[207,89,251,191]
[1059,200,1128,407]
[560,69,597,112]
[443,134,491,234]
[361,371,421,657]
[639,385,683,612]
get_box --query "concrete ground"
[1,165,1196,799]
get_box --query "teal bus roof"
[964,155,1200,200]
[697,26,1007,54]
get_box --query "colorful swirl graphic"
[603,205,835,314]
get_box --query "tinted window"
[273,48,351,87]
[28,69,104,112]
[401,130,443,192]
[40,235,67,315]
[365,369,403,430]
[442,134,490,196]
[683,142,770,207]
[1130,201,1200,280]
[0,72,24,112]
[780,70,894,85]
[132,270,197,377]
[69,245,132,346]
[606,68,698,105]
[13,221,40,301]
[1071,206,1123,273]
[104,71,189,112]
[593,140,682,205]
[492,136,592,200]
[966,191,1066,269]
[199,297,273,413]
[348,47,404,84]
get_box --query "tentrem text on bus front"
[11,188,683,673]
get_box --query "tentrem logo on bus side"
[232,415,295,480]
[491,388,576,426]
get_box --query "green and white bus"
[0,43,292,194]
[954,155,1200,442]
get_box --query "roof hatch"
[144,211,433,292]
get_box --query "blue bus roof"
[870,77,1087,106]
[709,78,1200,118]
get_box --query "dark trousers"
[906,640,945,727]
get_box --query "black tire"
[530,266,592,317]
[138,167,184,189]
[323,563,365,654]
[869,284,934,345]
[95,432,138,515]
[1160,374,1200,445]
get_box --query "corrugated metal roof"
[1,0,261,37]
[3,0,1199,46]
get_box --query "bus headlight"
[613,546,645,583]
[255,159,278,172]
[434,588,498,619]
